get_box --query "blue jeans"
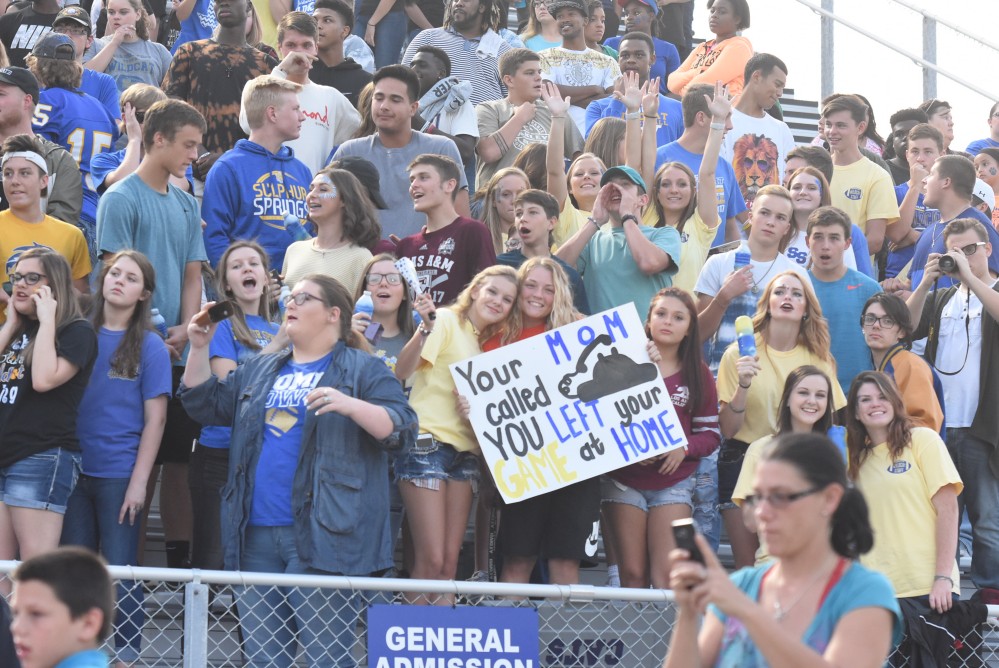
[237,526,363,667]
[945,428,999,590]
[353,10,407,69]
[693,452,720,552]
[61,475,144,663]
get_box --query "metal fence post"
[923,15,937,100]
[184,577,210,668]
[820,0,834,100]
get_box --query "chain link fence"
[0,562,996,667]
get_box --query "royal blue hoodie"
[202,139,312,268]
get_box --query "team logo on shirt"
[670,385,690,409]
[733,134,779,203]
[845,187,863,201]
[886,460,911,474]
[438,237,456,256]
[253,170,309,230]
[6,242,51,275]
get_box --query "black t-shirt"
[405,0,444,32]
[311,58,373,110]
[0,319,97,467]
[0,6,58,67]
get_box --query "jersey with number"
[32,87,118,228]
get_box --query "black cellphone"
[208,300,236,323]
[671,518,705,565]
[270,269,283,283]
[1,281,10,297]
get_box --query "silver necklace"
[770,562,831,622]
[751,257,779,294]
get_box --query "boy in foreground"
[11,546,114,668]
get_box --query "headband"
[1,151,48,175]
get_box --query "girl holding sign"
[601,287,720,589]
[395,266,519,603]
[716,271,846,568]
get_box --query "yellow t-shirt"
[716,338,846,444]
[856,428,962,598]
[250,0,277,47]
[829,157,900,233]
[407,308,482,452]
[642,207,718,295]
[554,198,591,249]
[281,241,372,294]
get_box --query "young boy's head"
[821,94,868,153]
[313,0,353,49]
[514,189,558,248]
[805,206,852,274]
[142,99,207,178]
[905,123,943,172]
[747,184,793,250]
[408,153,461,210]
[499,49,542,102]
[11,547,113,668]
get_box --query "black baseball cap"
[0,66,39,105]
[31,33,77,61]
[328,156,389,209]
[547,0,588,17]
[54,6,92,33]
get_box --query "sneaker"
[975,587,999,605]
[467,570,489,583]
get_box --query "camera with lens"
[938,255,957,273]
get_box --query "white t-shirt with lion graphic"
[721,108,796,209]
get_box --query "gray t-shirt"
[332,131,468,240]
[96,173,207,328]
[84,38,172,92]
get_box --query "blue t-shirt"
[655,141,747,247]
[604,35,680,96]
[712,560,902,667]
[250,352,332,526]
[32,87,119,227]
[91,148,194,193]
[54,649,111,668]
[886,183,941,279]
[76,328,172,478]
[966,137,999,156]
[199,315,280,449]
[908,206,998,289]
[172,0,218,53]
[809,268,882,394]
[81,69,121,121]
[584,94,683,148]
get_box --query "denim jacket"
[179,341,417,575]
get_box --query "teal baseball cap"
[600,165,648,193]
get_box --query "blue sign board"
[368,605,540,668]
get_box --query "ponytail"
[829,486,874,559]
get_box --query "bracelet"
[625,110,642,120]
[710,121,725,130]
[419,324,434,336]
[621,214,639,225]
[368,21,378,27]
[643,113,658,119]
[587,216,601,230]
[728,404,746,414]
[551,114,566,120]
[934,575,954,586]
[739,381,751,389]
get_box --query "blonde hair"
[752,270,833,365]
[502,258,578,344]
[566,152,607,209]
[452,265,519,345]
[119,83,166,114]
[242,75,303,130]
[478,167,530,254]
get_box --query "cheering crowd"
[0,0,996,664]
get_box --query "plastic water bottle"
[150,308,168,338]
[412,309,423,327]
[283,213,312,242]
[278,284,291,318]
[735,315,756,358]
[355,290,374,317]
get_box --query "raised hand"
[705,80,733,122]
[612,70,643,112]
[541,81,570,118]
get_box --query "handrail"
[885,0,999,55]
[793,0,999,102]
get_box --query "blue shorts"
[394,435,480,489]
[601,473,696,512]
[0,448,81,514]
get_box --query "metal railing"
[0,562,996,667]
[793,0,999,103]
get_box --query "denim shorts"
[601,473,696,512]
[394,435,480,489]
[0,448,81,514]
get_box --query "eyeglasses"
[283,291,324,306]
[53,26,89,36]
[8,272,46,286]
[862,314,897,329]
[952,241,987,256]
[366,272,402,286]
[743,487,821,509]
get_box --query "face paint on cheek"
[990,167,997,176]
[318,185,338,200]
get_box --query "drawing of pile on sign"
[450,304,688,504]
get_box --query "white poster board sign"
[450,305,687,503]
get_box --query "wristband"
[934,575,954,586]
[625,111,642,120]
[643,113,658,120]
[587,216,602,230]
[739,381,751,389]
[728,404,746,414]
[710,121,725,130]
[621,214,639,225]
